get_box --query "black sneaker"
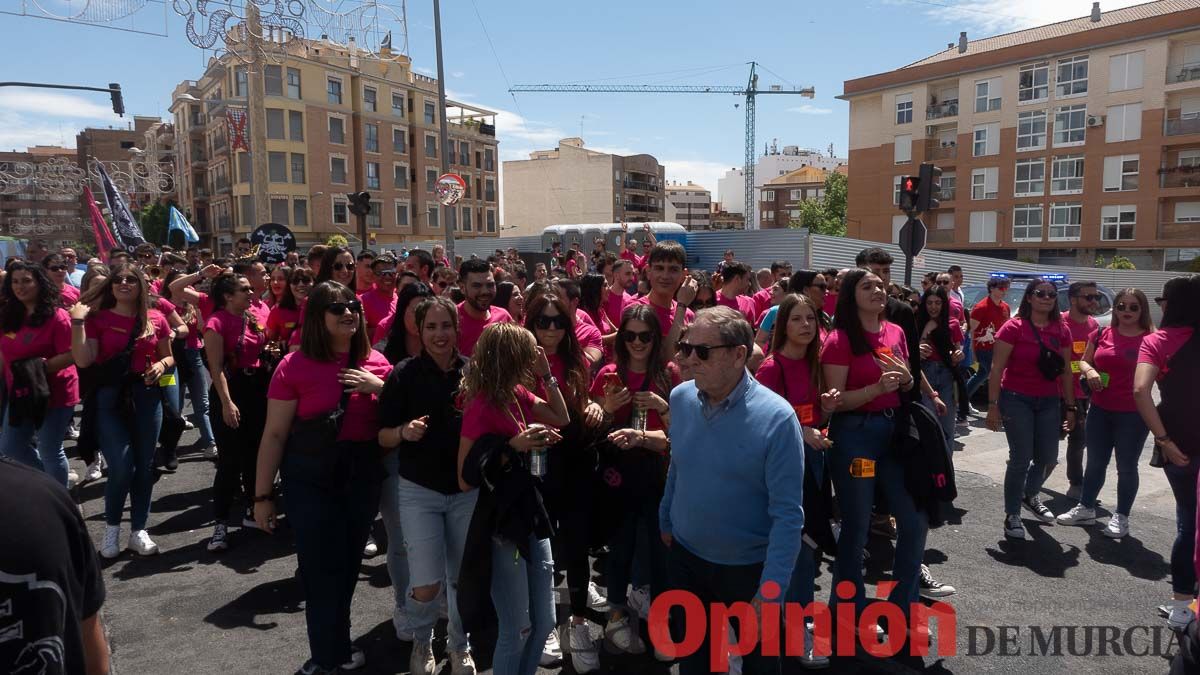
[1022,496,1056,523]
[918,564,956,598]
[1003,514,1025,539]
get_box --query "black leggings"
[210,370,269,522]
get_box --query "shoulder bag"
[284,349,357,456]
[1030,322,1066,382]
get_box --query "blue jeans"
[397,475,477,652]
[827,412,928,616]
[1163,458,1199,596]
[491,534,556,675]
[606,496,668,613]
[966,349,994,399]
[378,452,411,613]
[922,360,956,443]
[1080,403,1149,514]
[96,382,163,530]
[0,404,73,487]
[787,445,824,607]
[180,347,215,446]
[999,389,1061,515]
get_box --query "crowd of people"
[1,226,1198,675]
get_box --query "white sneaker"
[393,607,414,641]
[207,523,229,552]
[99,524,121,559]
[340,647,365,671]
[627,585,650,620]
[1056,504,1096,526]
[568,622,600,673]
[449,650,476,675]
[362,536,379,558]
[604,615,645,654]
[66,423,80,440]
[1103,513,1129,538]
[409,640,434,675]
[83,460,103,483]
[67,469,79,490]
[587,581,609,610]
[799,620,830,669]
[202,444,219,460]
[182,419,195,430]
[540,628,563,666]
[128,529,159,556]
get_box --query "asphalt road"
[74,411,1185,675]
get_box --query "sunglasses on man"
[677,342,738,360]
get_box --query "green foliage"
[325,234,349,248]
[1094,255,1136,270]
[788,172,847,237]
[137,201,172,246]
[1190,257,1200,273]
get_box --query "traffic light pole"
[0,81,125,115]
[433,0,454,264]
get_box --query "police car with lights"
[959,272,1115,327]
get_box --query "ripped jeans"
[490,534,556,675]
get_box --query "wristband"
[71,318,85,326]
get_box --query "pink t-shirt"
[456,302,512,357]
[752,288,773,318]
[183,306,204,350]
[1089,327,1148,412]
[633,296,694,337]
[372,312,396,346]
[1,308,79,407]
[575,318,603,357]
[588,362,680,431]
[460,385,538,441]
[358,286,397,337]
[995,317,1071,398]
[1066,315,1100,399]
[755,352,818,425]
[821,322,909,412]
[267,305,301,343]
[947,295,966,329]
[604,290,634,327]
[1138,326,1196,378]
[150,278,163,295]
[716,292,757,323]
[565,257,580,278]
[85,309,171,374]
[823,292,839,319]
[248,298,270,334]
[204,308,266,369]
[922,318,963,363]
[59,284,80,307]
[268,349,393,442]
[620,249,645,270]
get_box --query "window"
[426,168,437,193]
[395,200,409,227]
[330,157,347,184]
[462,206,472,232]
[1106,103,1142,142]
[971,167,998,200]
[234,66,248,97]
[264,65,283,96]
[894,134,912,163]
[1013,204,1044,242]
[446,140,456,164]
[1049,202,1082,240]
[1051,155,1084,194]
[1017,110,1047,150]
[1014,158,1045,196]
[1055,55,1089,97]
[1109,51,1144,92]
[459,141,469,166]
[1180,150,1200,168]
[974,78,1000,113]
[392,92,405,117]
[333,199,349,225]
[365,162,380,189]
[328,116,345,144]
[268,151,287,182]
[327,77,343,105]
[764,211,775,221]
[271,197,289,225]
[266,109,285,139]
[1053,105,1086,146]
[485,148,494,171]
[892,175,903,205]
[424,101,436,124]
[427,205,439,228]
[288,110,304,141]
[237,152,250,184]
[1176,202,1200,222]
[363,87,377,112]
[392,127,406,154]
[485,178,496,202]
[973,122,999,156]
[393,163,408,189]
[940,173,956,200]
[789,189,803,200]
[1103,155,1139,191]
[486,209,496,232]
[1101,205,1136,241]
[290,153,305,184]
[895,93,912,124]
[936,212,955,230]
[1018,61,1049,103]
[365,123,379,153]
[969,211,997,242]
[764,190,775,201]
[293,199,307,227]
[286,68,301,99]
[424,134,437,158]
[367,201,382,229]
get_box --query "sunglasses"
[621,330,654,344]
[1076,293,1102,302]
[1032,289,1058,299]
[534,314,569,330]
[434,281,450,290]
[1115,302,1140,312]
[48,265,68,272]
[326,300,363,315]
[113,275,139,285]
[937,280,952,286]
[677,342,737,360]
[375,269,398,277]
[332,262,354,272]
[291,278,312,285]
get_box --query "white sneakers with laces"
[568,621,600,673]
[128,529,159,555]
[1056,504,1096,526]
[99,525,121,559]
[626,585,651,620]
[1103,513,1129,538]
[540,628,563,666]
[409,640,434,675]
[448,650,476,675]
[604,614,646,654]
[587,581,609,610]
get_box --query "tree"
[325,234,348,248]
[1094,255,1136,270]
[788,171,847,237]
[137,201,172,245]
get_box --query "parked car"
[959,274,1114,327]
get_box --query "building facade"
[758,166,829,229]
[0,146,86,250]
[502,138,665,235]
[170,36,499,252]
[664,181,712,229]
[717,144,846,227]
[841,0,1200,271]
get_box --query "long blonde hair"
[460,322,538,408]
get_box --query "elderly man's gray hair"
[694,306,754,351]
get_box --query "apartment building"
[0,146,86,249]
[841,0,1200,271]
[502,138,665,235]
[665,181,712,230]
[170,36,499,252]
[757,166,830,229]
[717,144,846,226]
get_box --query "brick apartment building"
[840,0,1200,271]
[758,166,831,229]
[0,146,86,249]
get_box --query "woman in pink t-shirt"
[916,284,964,444]
[252,281,392,673]
[1057,288,1154,537]
[985,277,1078,539]
[267,264,290,308]
[820,268,925,620]
[265,265,311,345]
[41,252,80,308]
[160,270,216,457]
[70,263,174,559]
[0,261,78,488]
[457,322,569,675]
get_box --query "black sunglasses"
[113,275,139,285]
[434,281,450,289]
[326,300,363,315]
[375,269,397,277]
[1032,289,1058,299]
[1115,302,1140,312]
[48,265,68,272]
[678,342,737,360]
[291,278,312,285]
[1076,293,1102,302]
[534,314,569,330]
[620,330,654,344]
[332,262,354,272]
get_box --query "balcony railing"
[623,180,659,192]
[1161,166,1200,188]
[1160,220,1200,241]
[1168,62,1200,84]
[925,140,958,160]
[623,203,658,213]
[1166,116,1200,136]
[926,100,959,120]
[217,216,231,231]
[190,152,207,166]
[940,186,956,201]
[214,179,230,194]
[194,187,209,199]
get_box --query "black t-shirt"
[0,459,105,675]
[377,353,468,495]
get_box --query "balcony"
[190,151,207,167]
[1168,62,1200,84]
[623,179,659,192]
[1160,220,1200,241]
[1166,116,1200,136]
[214,178,230,194]
[924,140,958,161]
[193,186,209,200]
[623,203,658,213]
[217,216,231,231]
[940,186,956,201]
[1161,165,1200,188]
[926,100,959,120]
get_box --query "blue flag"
[168,206,200,244]
[95,162,145,247]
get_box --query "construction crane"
[509,62,814,229]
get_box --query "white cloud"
[787,104,833,115]
[451,71,465,78]
[0,111,75,151]
[414,66,435,76]
[892,0,1146,33]
[0,91,127,151]
[0,90,122,122]
[661,159,737,200]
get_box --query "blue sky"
[0,0,1145,201]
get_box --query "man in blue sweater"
[659,306,805,675]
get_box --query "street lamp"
[174,93,258,237]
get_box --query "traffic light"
[899,175,919,212]
[916,163,943,212]
[347,191,372,217]
[109,83,125,117]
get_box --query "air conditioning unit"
[1086,114,1105,127]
